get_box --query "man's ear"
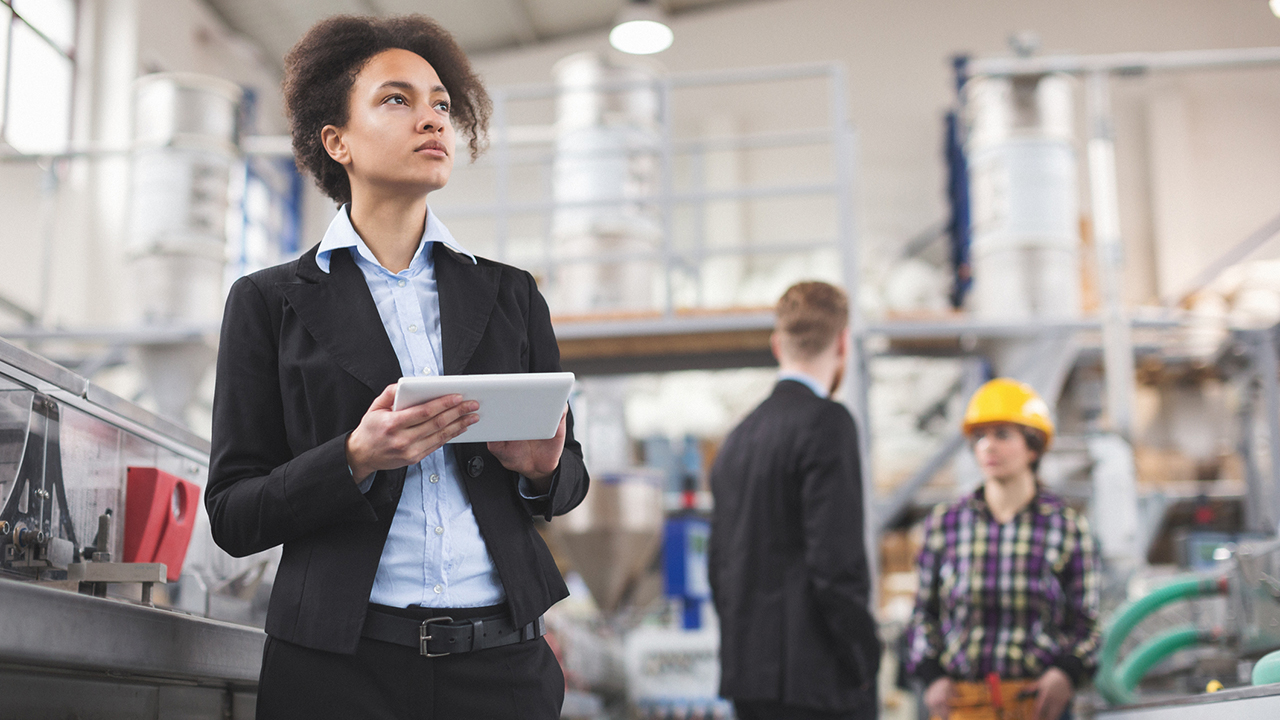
[770,331,783,365]
[321,125,350,166]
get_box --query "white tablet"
[392,372,575,444]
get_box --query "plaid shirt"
[904,487,1101,687]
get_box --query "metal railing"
[435,62,859,321]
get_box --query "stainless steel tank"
[552,469,664,614]
[965,72,1081,322]
[550,52,663,314]
[127,72,242,425]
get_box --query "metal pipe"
[873,432,969,533]
[522,235,831,271]
[458,128,838,169]
[690,141,706,306]
[501,62,841,101]
[440,182,840,218]
[0,293,38,325]
[1254,327,1280,534]
[1166,208,1280,307]
[492,89,511,263]
[659,77,677,318]
[37,162,62,329]
[861,316,1178,339]
[1086,71,1138,439]
[552,311,774,340]
[1238,367,1271,534]
[968,45,1280,78]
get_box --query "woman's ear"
[320,125,350,166]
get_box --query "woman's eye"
[435,100,451,113]
[385,95,407,105]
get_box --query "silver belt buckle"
[419,616,454,657]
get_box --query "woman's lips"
[416,142,448,157]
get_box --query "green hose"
[1097,576,1227,705]
[1107,626,1208,705]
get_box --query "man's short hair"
[775,281,849,359]
[283,15,492,205]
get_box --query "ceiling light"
[609,0,673,55]
[1272,0,1280,18]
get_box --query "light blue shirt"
[315,205,504,608]
[778,370,828,399]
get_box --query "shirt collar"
[778,371,828,399]
[967,485,1057,517]
[314,204,477,274]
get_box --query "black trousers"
[733,699,874,720]
[256,605,564,720]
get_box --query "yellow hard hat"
[962,378,1055,445]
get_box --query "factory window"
[0,0,77,154]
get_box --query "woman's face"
[969,422,1037,483]
[322,48,456,200]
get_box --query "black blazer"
[206,243,588,654]
[708,380,880,715]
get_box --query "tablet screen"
[393,372,575,443]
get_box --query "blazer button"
[467,456,484,478]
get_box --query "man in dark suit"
[708,281,880,720]
[206,15,586,719]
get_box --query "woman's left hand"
[1033,666,1073,720]
[487,404,568,493]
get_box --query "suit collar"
[434,243,500,374]
[283,247,402,394]
[283,240,501,390]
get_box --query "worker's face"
[321,48,456,200]
[969,422,1037,483]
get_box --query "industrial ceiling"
[200,0,756,63]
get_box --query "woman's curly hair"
[282,15,492,205]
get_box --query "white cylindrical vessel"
[966,73,1081,321]
[126,73,242,424]
[550,52,662,314]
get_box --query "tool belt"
[930,677,1037,720]
[362,606,546,657]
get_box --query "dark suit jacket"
[206,244,588,655]
[708,379,880,715]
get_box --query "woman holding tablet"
[205,15,588,719]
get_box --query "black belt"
[362,607,545,657]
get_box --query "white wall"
[464,0,1280,308]
[0,0,289,334]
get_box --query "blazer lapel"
[279,247,402,394]
[434,244,501,375]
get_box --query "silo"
[550,52,663,314]
[126,73,242,425]
[965,73,1081,322]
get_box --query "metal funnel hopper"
[554,469,663,614]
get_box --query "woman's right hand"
[345,384,479,483]
[924,677,955,720]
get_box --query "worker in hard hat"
[903,378,1101,720]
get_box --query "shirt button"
[408,324,418,333]
[435,526,444,535]
[422,367,432,375]
[429,474,439,484]
[433,585,443,594]
[397,279,406,287]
